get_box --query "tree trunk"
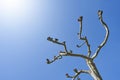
[86,59,102,80]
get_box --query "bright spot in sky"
[0,0,39,35]
[0,0,38,27]
[0,0,27,16]
[0,0,50,30]
[2,0,21,9]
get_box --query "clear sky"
[0,0,119,80]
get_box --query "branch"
[46,10,108,80]
[46,50,91,64]
[86,59,102,80]
[66,69,90,80]
[46,37,68,64]
[92,10,109,59]
[59,51,91,60]
[47,37,68,52]
[77,16,91,57]
[46,55,62,64]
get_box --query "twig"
[46,55,62,64]
[66,69,90,80]
[76,41,86,48]
[47,37,68,53]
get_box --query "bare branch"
[59,51,91,60]
[46,37,68,64]
[46,55,62,64]
[47,51,92,64]
[77,16,91,57]
[47,37,68,52]
[92,10,109,59]
[66,69,90,80]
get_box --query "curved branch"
[92,10,109,59]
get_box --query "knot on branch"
[59,51,67,56]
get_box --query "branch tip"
[98,10,103,19]
[46,59,50,64]
[74,68,78,73]
[78,16,83,22]
[66,73,73,78]
[47,36,53,41]
[66,73,69,78]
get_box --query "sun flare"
[1,0,23,10]
[0,0,27,17]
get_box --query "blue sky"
[0,0,119,80]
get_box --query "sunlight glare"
[0,0,27,17]
[0,0,36,30]
[3,0,20,9]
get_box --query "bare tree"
[46,10,109,80]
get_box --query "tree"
[46,10,109,80]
